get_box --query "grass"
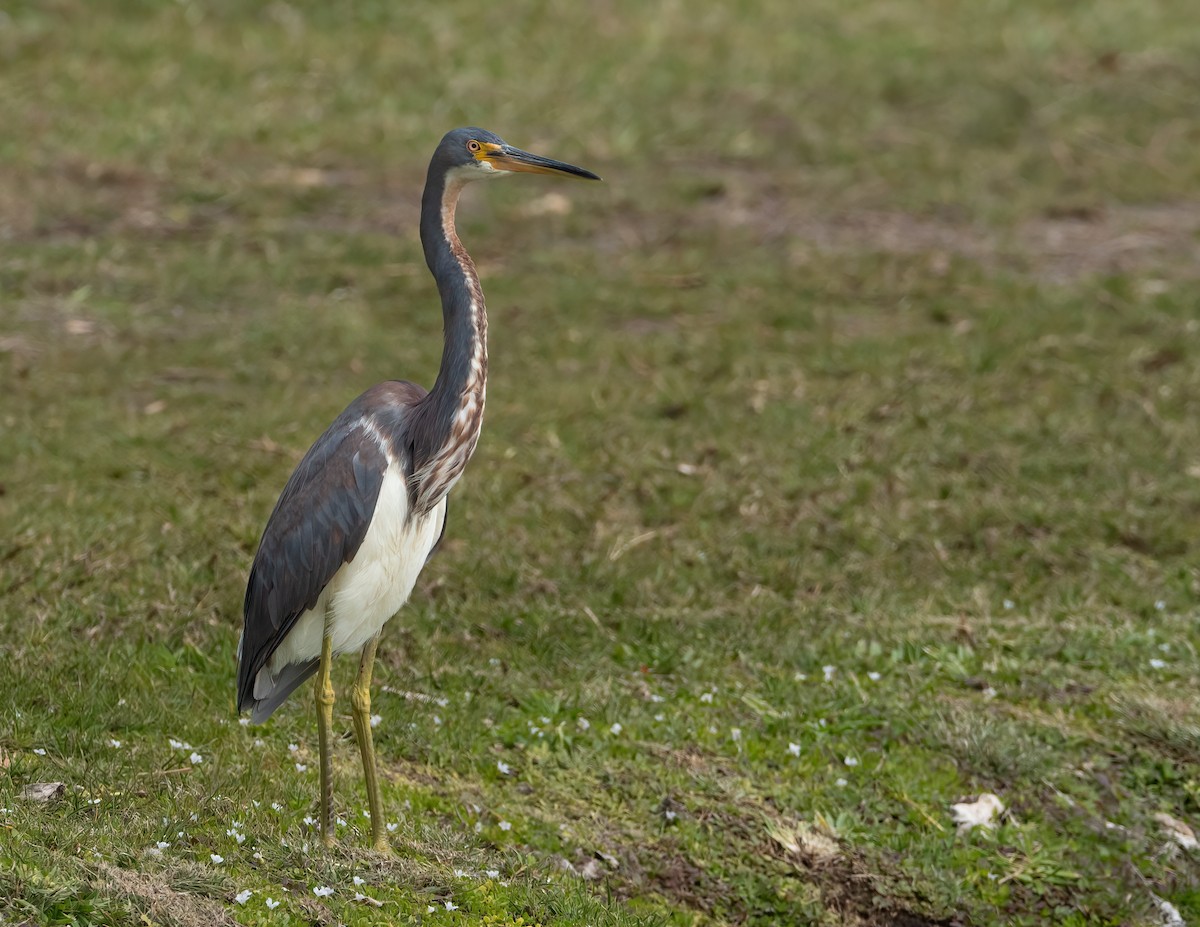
[2,0,1200,924]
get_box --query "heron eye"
[467,140,481,153]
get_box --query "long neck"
[409,167,488,513]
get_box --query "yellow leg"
[350,633,390,852]
[315,628,336,847]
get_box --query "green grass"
[3,1,1200,924]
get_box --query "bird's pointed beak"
[481,143,601,181]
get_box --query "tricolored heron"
[236,128,600,850]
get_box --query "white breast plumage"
[264,463,446,677]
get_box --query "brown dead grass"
[96,861,239,927]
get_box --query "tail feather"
[240,659,320,723]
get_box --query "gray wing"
[237,414,388,716]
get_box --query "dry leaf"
[950,793,1004,832]
[1154,812,1198,850]
[21,782,65,803]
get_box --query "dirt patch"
[595,839,736,920]
[95,862,238,927]
[689,167,1200,282]
[10,156,1197,285]
[759,814,959,927]
[1018,204,1200,282]
[806,854,961,927]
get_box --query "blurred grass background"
[2,1,1199,925]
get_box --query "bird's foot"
[370,835,393,855]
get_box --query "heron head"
[435,127,601,183]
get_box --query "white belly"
[267,464,446,673]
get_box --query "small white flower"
[474,821,483,833]
[303,815,316,826]
[427,905,437,913]
[699,692,714,703]
[252,851,263,861]
[32,748,46,756]
[168,738,191,751]
[787,742,801,757]
[793,671,808,681]
[1150,658,1167,669]
[484,869,500,879]
[654,713,665,722]
[145,846,163,857]
[835,777,848,787]
[370,714,382,728]
[238,717,250,726]
[497,760,512,775]
[353,875,366,886]
[577,717,590,731]
[107,739,122,748]
[313,885,334,897]
[664,809,678,821]
[822,665,836,682]
[210,854,224,864]
[265,898,280,910]
[156,841,170,850]
[649,693,665,703]
[867,671,881,682]
[609,722,622,735]
[253,738,264,748]
[387,822,399,833]
[233,832,246,844]
[1155,600,1166,611]
[288,743,299,753]
[444,900,458,911]
[730,728,742,741]
[844,756,859,766]
[1002,599,1014,610]
[235,889,252,904]
[498,820,512,831]
[707,725,718,734]
[189,752,203,765]
[295,763,307,772]
[271,802,283,812]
